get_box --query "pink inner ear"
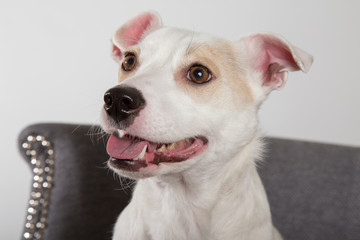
[112,44,122,61]
[122,13,156,47]
[255,37,299,88]
[257,41,298,73]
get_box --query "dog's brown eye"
[122,52,137,72]
[187,65,212,84]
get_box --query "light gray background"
[1,0,359,238]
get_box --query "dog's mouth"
[107,131,208,171]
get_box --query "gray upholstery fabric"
[19,123,360,240]
[260,138,360,240]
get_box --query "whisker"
[87,124,109,145]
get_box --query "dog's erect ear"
[112,11,163,63]
[244,33,313,94]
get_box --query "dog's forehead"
[140,27,220,62]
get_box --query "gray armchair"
[18,123,360,240]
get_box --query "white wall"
[1,0,359,238]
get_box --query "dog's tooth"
[165,140,187,151]
[157,144,167,153]
[168,143,177,150]
[139,145,147,159]
[116,129,127,138]
[176,140,186,147]
[132,145,147,161]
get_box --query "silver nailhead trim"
[22,135,55,240]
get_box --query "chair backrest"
[19,123,360,240]
[259,138,360,240]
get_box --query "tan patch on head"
[117,47,141,83]
[175,41,254,110]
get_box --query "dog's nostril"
[120,95,143,111]
[121,95,134,110]
[104,92,113,110]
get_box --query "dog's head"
[101,12,313,179]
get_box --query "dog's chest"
[135,179,212,240]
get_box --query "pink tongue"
[107,135,148,159]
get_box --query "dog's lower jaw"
[112,135,282,240]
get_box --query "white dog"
[101,11,313,240]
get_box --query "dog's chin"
[106,132,208,179]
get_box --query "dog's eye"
[187,65,212,84]
[122,52,137,72]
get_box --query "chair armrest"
[18,123,132,240]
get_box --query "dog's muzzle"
[103,85,145,126]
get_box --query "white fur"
[102,13,313,240]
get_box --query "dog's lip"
[107,132,208,171]
[109,157,149,172]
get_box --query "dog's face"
[101,12,313,179]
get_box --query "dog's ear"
[243,33,313,95]
[112,11,163,63]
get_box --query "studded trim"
[21,135,55,240]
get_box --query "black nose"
[104,85,145,123]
